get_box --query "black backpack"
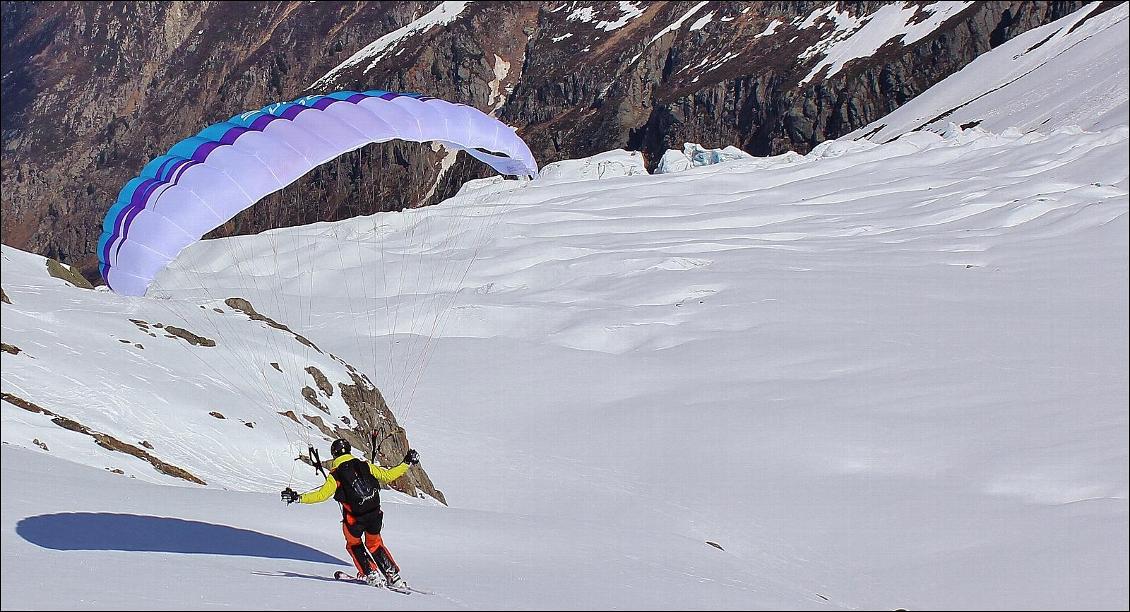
[332,458,382,514]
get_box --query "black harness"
[332,457,382,516]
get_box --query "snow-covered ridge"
[800,1,974,84]
[600,1,645,31]
[850,1,1129,140]
[310,1,473,89]
[648,1,709,44]
[655,1,977,91]
[688,10,714,32]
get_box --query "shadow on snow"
[16,512,348,565]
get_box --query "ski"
[332,570,427,595]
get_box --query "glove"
[403,449,420,465]
[281,487,300,504]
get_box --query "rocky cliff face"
[2,1,1087,276]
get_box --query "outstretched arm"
[369,462,409,484]
[299,475,337,503]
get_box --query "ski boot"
[364,570,385,588]
[384,571,408,591]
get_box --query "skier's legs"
[365,531,401,577]
[357,510,400,579]
[342,520,376,576]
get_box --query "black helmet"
[330,438,351,458]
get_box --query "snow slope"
[69,124,1130,610]
[0,246,433,497]
[3,6,1129,607]
[850,1,1129,141]
[3,444,789,610]
[799,1,974,85]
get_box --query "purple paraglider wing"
[97,91,538,296]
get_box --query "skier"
[281,438,420,589]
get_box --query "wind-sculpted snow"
[144,120,1129,609]
[3,119,1127,608]
[161,123,1125,355]
[537,149,649,182]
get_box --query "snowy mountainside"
[1,124,1126,606]
[3,9,1129,605]
[150,122,1127,609]
[4,1,1088,274]
[850,1,1129,141]
[0,246,441,501]
[2,444,807,610]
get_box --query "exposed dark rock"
[91,432,206,484]
[2,342,20,355]
[305,365,334,397]
[301,386,329,413]
[224,297,318,350]
[1,2,1082,280]
[302,413,337,438]
[163,325,217,347]
[1,391,205,484]
[51,415,87,433]
[336,369,443,503]
[1,392,49,413]
[46,258,93,289]
[208,411,225,419]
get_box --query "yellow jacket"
[299,453,410,504]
